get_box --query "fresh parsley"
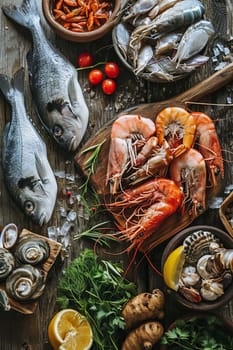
[161,316,233,350]
[57,249,137,350]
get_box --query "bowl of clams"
[112,0,215,82]
[161,225,233,311]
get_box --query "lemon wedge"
[163,245,185,291]
[48,309,93,350]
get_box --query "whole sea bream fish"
[2,0,89,152]
[0,69,57,226]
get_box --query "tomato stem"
[76,61,107,71]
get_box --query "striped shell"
[14,235,50,265]
[183,230,220,264]
[5,264,46,302]
[0,248,15,281]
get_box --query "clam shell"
[14,235,50,265]
[0,248,15,281]
[0,223,18,250]
[5,264,46,302]
[183,230,220,264]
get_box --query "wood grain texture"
[0,0,232,348]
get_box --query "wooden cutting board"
[0,229,62,314]
[75,63,233,253]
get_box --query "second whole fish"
[0,69,57,226]
[2,0,89,152]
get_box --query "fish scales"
[0,69,57,226]
[2,0,89,152]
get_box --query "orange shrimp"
[191,112,224,187]
[169,148,206,215]
[155,107,196,158]
[134,136,159,166]
[106,115,156,194]
[125,140,173,186]
[108,178,183,251]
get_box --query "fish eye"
[24,200,34,214]
[53,125,63,138]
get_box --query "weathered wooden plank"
[0,0,232,348]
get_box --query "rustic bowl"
[161,225,233,311]
[42,0,122,43]
[112,2,214,83]
[159,313,233,350]
[219,191,233,237]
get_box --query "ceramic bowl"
[42,0,122,42]
[161,225,233,311]
[112,2,214,83]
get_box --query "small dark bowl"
[161,225,233,311]
[42,0,121,42]
[160,313,233,350]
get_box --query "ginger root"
[121,321,164,350]
[122,289,165,330]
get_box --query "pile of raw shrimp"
[105,108,224,253]
[113,0,215,82]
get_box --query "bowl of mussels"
[161,225,233,311]
[112,0,215,83]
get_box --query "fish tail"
[0,68,24,103]
[2,0,38,31]
[0,73,12,103]
[13,68,25,94]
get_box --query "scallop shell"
[14,235,50,265]
[0,248,15,281]
[5,264,46,302]
[0,223,18,250]
[183,230,220,264]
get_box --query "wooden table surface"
[0,0,233,348]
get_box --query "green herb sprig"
[80,139,106,197]
[57,249,137,350]
[161,316,233,350]
[73,221,117,248]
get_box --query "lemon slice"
[163,245,185,291]
[48,309,93,350]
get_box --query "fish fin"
[35,152,51,184]
[0,73,12,102]
[26,49,33,76]
[0,68,25,103]
[13,68,25,93]
[2,0,38,30]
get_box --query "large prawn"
[106,114,156,194]
[124,138,173,186]
[169,148,206,215]
[191,112,224,187]
[155,107,196,157]
[107,177,183,252]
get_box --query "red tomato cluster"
[77,52,120,95]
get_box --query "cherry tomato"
[77,52,93,68]
[104,62,120,78]
[88,69,103,85]
[102,79,117,95]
